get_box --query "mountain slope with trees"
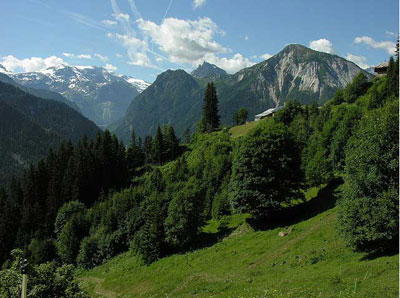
[0,57,397,298]
[113,44,373,141]
[0,81,99,185]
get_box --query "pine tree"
[233,108,249,125]
[127,129,144,175]
[183,128,191,144]
[143,136,153,164]
[201,82,220,133]
[386,56,399,97]
[163,125,179,161]
[151,125,165,165]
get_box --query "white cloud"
[116,53,123,59]
[112,13,130,22]
[94,53,108,62]
[260,53,272,60]
[193,0,206,9]
[76,54,91,59]
[1,55,66,72]
[309,38,335,54]
[138,17,227,65]
[62,52,74,58]
[62,53,92,59]
[244,35,249,41]
[204,53,255,73]
[346,53,370,69]
[107,32,156,68]
[102,19,117,26]
[104,64,117,72]
[63,11,103,30]
[385,31,396,37]
[107,1,253,73]
[354,36,396,55]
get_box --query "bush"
[165,178,204,250]
[0,249,88,297]
[338,101,399,252]
[229,120,303,219]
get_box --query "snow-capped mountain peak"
[0,64,10,74]
[7,65,151,126]
[123,77,151,93]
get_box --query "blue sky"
[0,0,398,82]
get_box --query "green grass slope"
[229,118,267,138]
[78,184,398,297]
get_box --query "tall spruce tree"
[151,125,165,165]
[201,82,220,133]
[386,56,399,97]
[127,129,144,177]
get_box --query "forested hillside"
[0,57,398,297]
[0,82,99,185]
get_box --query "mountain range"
[1,64,150,127]
[113,44,373,142]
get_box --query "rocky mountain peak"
[191,61,227,79]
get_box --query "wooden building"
[374,61,389,76]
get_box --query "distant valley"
[0,64,150,127]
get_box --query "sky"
[0,0,398,82]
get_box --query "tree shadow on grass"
[359,248,398,261]
[192,223,235,251]
[185,178,344,253]
[248,177,344,231]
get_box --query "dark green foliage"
[211,177,232,219]
[338,101,399,252]
[343,72,372,103]
[165,178,204,250]
[183,128,191,144]
[386,56,399,97]
[304,104,362,185]
[55,201,88,238]
[127,130,145,176]
[0,249,89,297]
[274,100,304,125]
[134,193,169,265]
[55,202,88,264]
[230,120,303,219]
[233,107,249,125]
[331,89,345,105]
[187,131,232,218]
[0,188,17,264]
[27,239,57,265]
[150,125,180,165]
[151,125,165,165]
[163,125,180,161]
[201,82,220,133]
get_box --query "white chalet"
[254,105,284,121]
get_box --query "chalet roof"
[375,61,389,69]
[255,105,284,118]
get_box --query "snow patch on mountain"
[7,65,150,126]
[124,77,151,92]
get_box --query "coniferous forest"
[0,55,398,296]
